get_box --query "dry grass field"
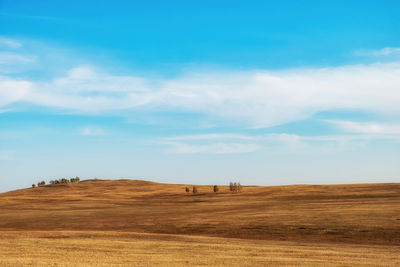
[1,231,399,266]
[0,179,399,266]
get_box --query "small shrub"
[37,181,46,187]
[32,184,36,188]
[60,178,68,184]
[185,187,190,193]
[213,185,219,193]
[192,186,198,194]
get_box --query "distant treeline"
[32,177,80,188]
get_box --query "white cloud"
[328,120,400,135]
[0,37,22,49]
[1,39,400,129]
[15,62,400,128]
[166,132,400,143]
[0,78,32,107]
[80,127,105,136]
[164,142,260,154]
[25,65,150,112]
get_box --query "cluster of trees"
[185,186,219,194]
[32,181,46,188]
[185,186,198,194]
[50,177,80,185]
[229,182,242,192]
[184,184,241,194]
[32,177,80,188]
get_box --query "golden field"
[0,180,399,266]
[1,231,399,266]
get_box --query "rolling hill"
[1,179,399,245]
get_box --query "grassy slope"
[1,179,399,245]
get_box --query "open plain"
[0,180,399,266]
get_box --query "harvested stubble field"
[0,179,399,266]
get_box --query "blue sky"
[1,1,400,192]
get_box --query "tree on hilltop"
[70,177,80,183]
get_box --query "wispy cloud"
[163,133,303,143]
[160,131,400,154]
[1,62,397,128]
[0,52,36,64]
[1,38,400,129]
[355,47,400,57]
[164,142,260,154]
[164,133,260,141]
[0,12,61,22]
[328,120,400,135]
[166,132,400,142]
[80,127,105,136]
[0,37,22,49]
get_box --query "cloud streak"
[355,47,400,57]
[0,37,22,49]
[328,120,400,135]
[164,141,261,154]
[1,38,400,129]
[80,126,105,136]
[160,131,400,154]
[0,52,36,65]
[0,62,398,129]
